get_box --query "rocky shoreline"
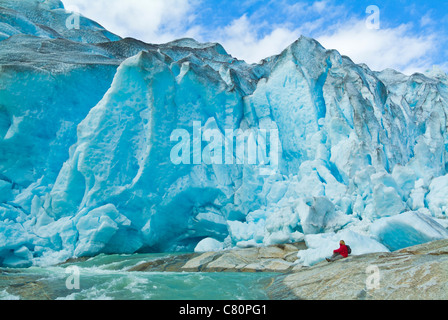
[129,239,448,300]
[271,239,448,300]
[128,242,307,273]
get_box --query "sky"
[62,0,448,75]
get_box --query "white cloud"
[216,3,444,74]
[62,0,201,43]
[215,15,300,63]
[420,12,434,28]
[316,19,437,74]
[210,1,347,64]
[311,0,331,14]
[60,0,442,74]
[215,12,438,73]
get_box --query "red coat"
[334,244,349,258]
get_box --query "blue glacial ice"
[0,0,447,267]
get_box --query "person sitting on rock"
[326,240,349,262]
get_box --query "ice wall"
[0,0,447,267]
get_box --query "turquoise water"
[0,253,277,300]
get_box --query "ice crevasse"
[0,0,448,267]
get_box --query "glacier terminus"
[0,0,448,269]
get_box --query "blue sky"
[62,0,448,74]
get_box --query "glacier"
[0,0,448,268]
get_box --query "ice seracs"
[370,210,448,251]
[0,1,447,267]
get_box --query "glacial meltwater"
[0,253,277,300]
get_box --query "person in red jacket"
[326,240,349,262]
